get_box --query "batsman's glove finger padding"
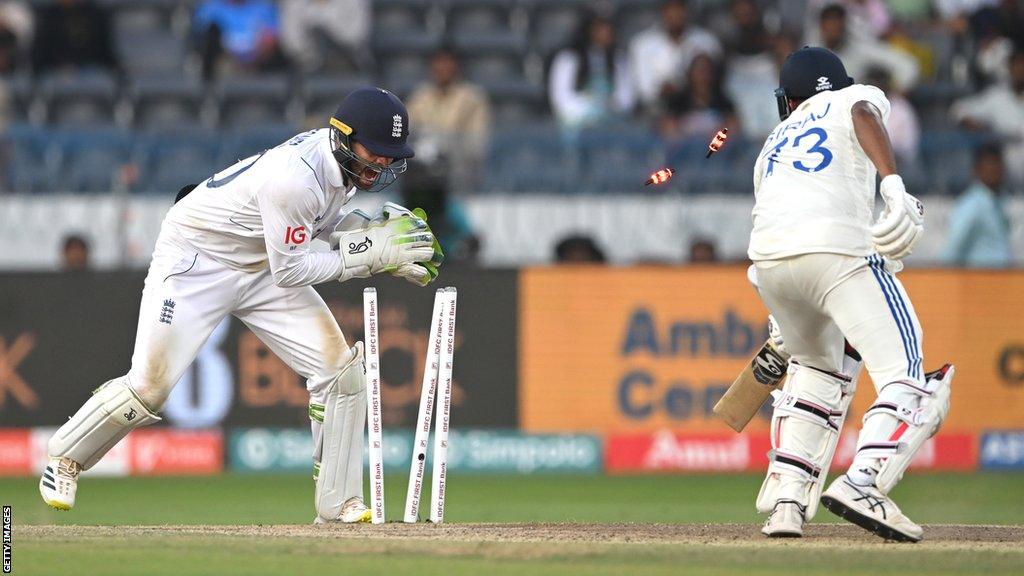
[872,175,924,260]
[767,314,787,356]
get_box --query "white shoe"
[39,457,81,511]
[820,475,923,542]
[761,499,805,538]
[313,497,372,524]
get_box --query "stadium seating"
[52,127,134,193]
[129,75,206,130]
[38,71,120,127]
[0,0,998,195]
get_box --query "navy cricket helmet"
[329,87,414,191]
[775,46,853,120]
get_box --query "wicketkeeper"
[40,87,443,524]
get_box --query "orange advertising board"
[519,266,1024,434]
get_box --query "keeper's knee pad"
[48,377,161,470]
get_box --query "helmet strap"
[775,88,792,121]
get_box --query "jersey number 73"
[765,128,834,178]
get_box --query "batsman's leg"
[820,255,953,542]
[234,281,369,523]
[42,243,236,510]
[751,259,856,537]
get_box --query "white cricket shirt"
[164,128,354,286]
[748,84,891,261]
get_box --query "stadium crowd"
[0,0,1018,266]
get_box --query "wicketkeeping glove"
[330,212,435,283]
[378,204,445,286]
[872,175,924,260]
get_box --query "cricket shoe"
[39,457,81,511]
[761,499,805,538]
[820,475,922,542]
[313,497,372,524]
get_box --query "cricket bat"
[713,338,789,432]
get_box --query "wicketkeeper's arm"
[258,178,347,288]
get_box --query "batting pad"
[757,359,859,520]
[47,377,161,470]
[314,344,367,521]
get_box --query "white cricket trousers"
[126,226,352,411]
[754,253,924,390]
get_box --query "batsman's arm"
[852,100,897,178]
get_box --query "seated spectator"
[31,0,118,73]
[952,50,1024,183]
[0,1,32,73]
[660,54,736,140]
[721,1,787,137]
[194,0,285,78]
[864,67,919,164]
[688,238,719,263]
[629,0,721,112]
[942,144,1012,268]
[280,0,369,73]
[549,9,635,135]
[554,235,607,264]
[968,0,1024,85]
[806,0,893,41]
[816,4,919,92]
[401,161,478,264]
[407,46,491,192]
[61,234,90,272]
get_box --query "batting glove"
[872,175,924,260]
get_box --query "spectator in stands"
[549,9,635,136]
[952,50,1024,183]
[629,0,721,112]
[968,0,1024,85]
[0,1,32,73]
[280,0,370,73]
[554,234,607,264]
[806,0,893,41]
[61,234,90,272]
[688,237,718,263]
[816,4,919,92]
[407,46,491,192]
[660,54,736,139]
[721,0,785,137]
[864,67,919,164]
[401,160,478,264]
[942,144,1012,268]
[194,0,285,79]
[31,0,118,74]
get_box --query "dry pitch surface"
[17,522,1024,576]
[20,522,1024,547]
[10,474,1024,574]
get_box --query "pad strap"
[771,390,844,431]
[767,449,822,481]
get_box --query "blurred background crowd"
[0,0,1020,268]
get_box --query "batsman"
[39,87,443,524]
[743,47,954,541]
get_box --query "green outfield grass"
[5,473,1024,575]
